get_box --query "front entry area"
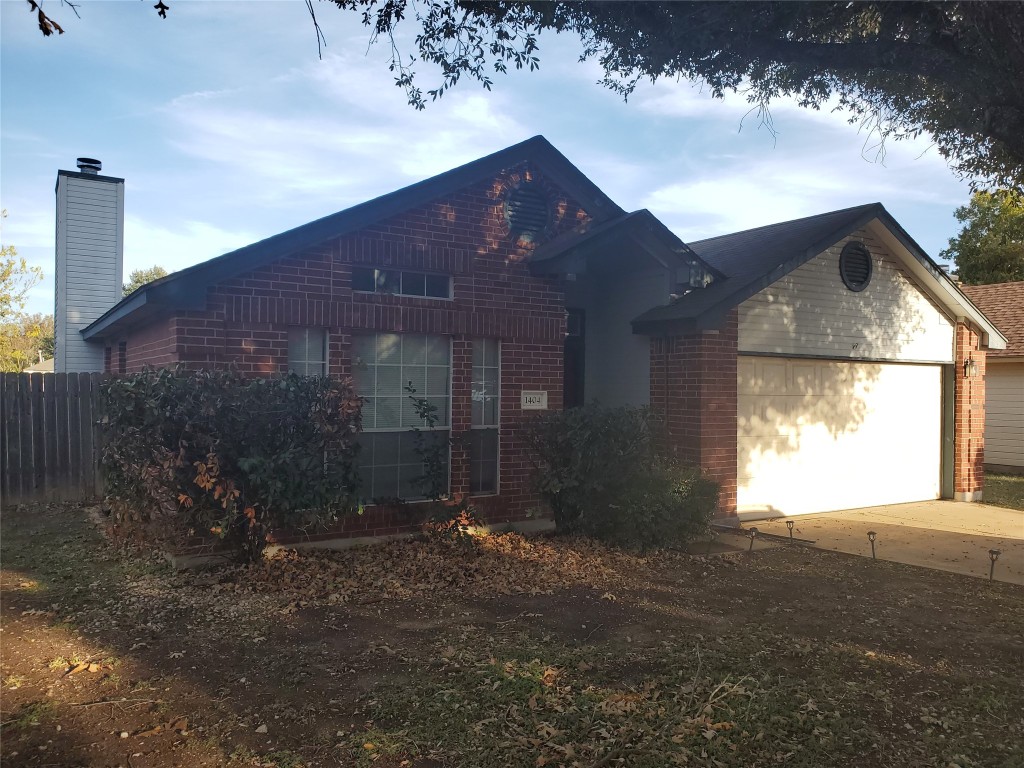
[737,356,944,518]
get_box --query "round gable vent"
[504,182,550,244]
[839,241,873,292]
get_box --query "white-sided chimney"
[54,158,124,372]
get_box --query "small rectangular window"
[470,338,499,494]
[117,342,127,374]
[352,267,451,299]
[401,271,426,296]
[288,328,327,376]
[351,267,376,292]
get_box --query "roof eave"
[867,214,1009,350]
[82,135,626,338]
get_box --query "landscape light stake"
[867,531,877,560]
[786,520,795,541]
[748,527,758,553]
[989,549,1001,582]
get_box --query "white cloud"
[123,216,257,276]
[160,50,531,215]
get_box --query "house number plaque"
[520,391,548,410]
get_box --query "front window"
[352,333,450,500]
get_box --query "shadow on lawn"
[2,502,1023,768]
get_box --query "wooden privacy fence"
[1,372,106,507]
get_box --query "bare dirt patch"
[2,503,1022,767]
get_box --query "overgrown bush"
[101,366,362,560]
[521,404,718,548]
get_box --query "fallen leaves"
[60,660,111,677]
[218,533,642,606]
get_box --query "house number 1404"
[520,391,548,410]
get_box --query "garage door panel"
[738,357,942,517]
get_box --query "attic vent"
[839,241,873,292]
[504,182,550,243]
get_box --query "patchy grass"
[2,700,56,730]
[1,502,1022,767]
[985,473,1024,510]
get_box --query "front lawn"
[1,504,1021,768]
[985,472,1024,510]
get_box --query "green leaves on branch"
[1,209,42,323]
[336,1,1024,190]
[123,265,169,296]
[941,190,1024,285]
[101,367,363,560]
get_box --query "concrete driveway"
[752,501,1024,584]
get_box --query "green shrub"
[521,404,717,548]
[101,366,362,560]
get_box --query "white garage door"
[738,357,942,518]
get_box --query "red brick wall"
[124,316,177,373]
[650,310,739,516]
[954,322,986,500]
[111,163,589,533]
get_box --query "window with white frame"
[288,328,328,376]
[470,338,499,494]
[352,333,450,500]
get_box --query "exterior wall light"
[963,357,978,378]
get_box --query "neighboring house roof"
[82,135,625,342]
[631,203,1008,351]
[960,281,1024,358]
[23,357,54,373]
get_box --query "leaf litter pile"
[224,533,672,607]
[2,504,1023,768]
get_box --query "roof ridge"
[85,135,626,339]
[961,280,1024,290]
[689,202,881,246]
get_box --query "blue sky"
[2,1,973,317]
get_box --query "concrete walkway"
[751,501,1024,584]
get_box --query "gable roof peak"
[83,135,624,340]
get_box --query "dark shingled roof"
[631,203,886,333]
[960,281,1024,357]
[528,209,720,279]
[82,135,624,341]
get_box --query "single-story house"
[56,137,1006,540]
[960,281,1024,473]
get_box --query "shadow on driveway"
[751,500,1024,584]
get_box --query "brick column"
[953,322,986,501]
[649,309,739,516]
[449,336,473,498]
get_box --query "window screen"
[470,338,499,494]
[288,328,327,376]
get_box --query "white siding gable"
[738,227,954,363]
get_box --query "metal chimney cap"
[76,157,102,174]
